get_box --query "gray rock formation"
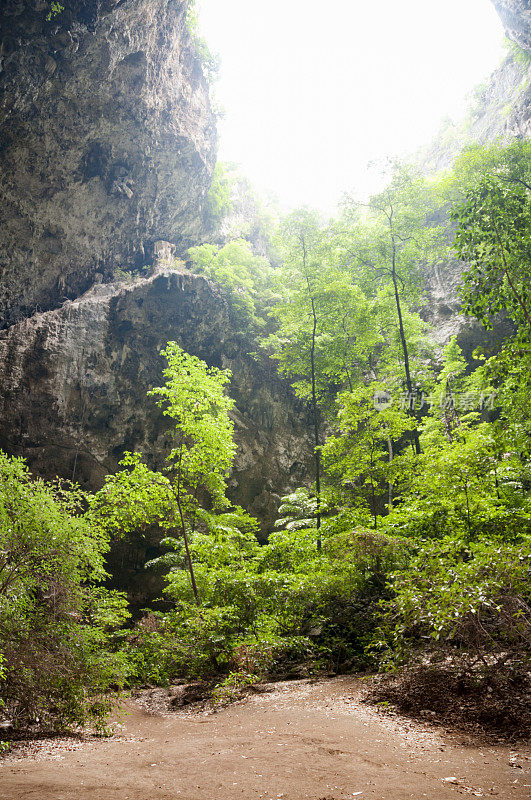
[417,56,530,176]
[418,1,531,349]
[0,268,311,532]
[0,0,215,328]
[0,0,313,537]
[492,0,531,53]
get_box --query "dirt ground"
[1,677,529,800]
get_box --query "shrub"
[0,452,129,732]
[210,671,260,708]
[367,535,531,734]
[377,536,531,666]
[125,604,244,684]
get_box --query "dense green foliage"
[249,143,529,712]
[1,140,530,739]
[122,143,530,713]
[125,524,407,685]
[92,343,237,606]
[452,177,531,328]
[0,453,128,733]
[188,239,277,328]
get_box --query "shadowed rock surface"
[0,0,215,328]
[0,0,312,550]
[0,268,312,534]
[493,0,531,53]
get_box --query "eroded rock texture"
[0,0,312,537]
[418,0,531,348]
[0,269,311,531]
[493,0,531,53]
[0,0,215,328]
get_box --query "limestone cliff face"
[492,1,531,53]
[418,1,531,349]
[0,268,311,531]
[418,56,530,177]
[0,0,215,328]
[0,0,311,536]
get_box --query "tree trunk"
[176,492,200,605]
[173,445,200,605]
[310,298,322,550]
[387,436,394,510]
[390,240,421,455]
[302,234,322,550]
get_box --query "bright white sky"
[198,0,505,211]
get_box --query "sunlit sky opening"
[198,0,505,212]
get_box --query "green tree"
[449,140,531,197]
[323,385,415,528]
[340,173,447,453]
[265,209,326,541]
[448,141,531,485]
[423,336,470,443]
[188,238,276,327]
[93,343,236,605]
[265,210,374,542]
[266,199,434,539]
[452,177,531,329]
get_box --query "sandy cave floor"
[0,677,529,800]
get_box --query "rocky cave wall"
[419,1,531,349]
[493,0,531,53]
[0,0,313,540]
[0,268,312,531]
[0,0,215,328]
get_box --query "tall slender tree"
[336,172,448,454]
[266,210,325,546]
[265,209,378,547]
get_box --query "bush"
[0,452,129,732]
[125,604,244,684]
[376,536,531,666]
[210,671,260,708]
[367,535,531,736]
[144,524,407,680]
